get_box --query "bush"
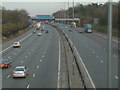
[2,23,30,38]
[92,24,118,37]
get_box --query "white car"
[13,42,21,48]
[13,66,28,78]
[38,33,42,36]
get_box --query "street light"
[72,0,74,23]
[67,0,69,25]
[107,0,112,88]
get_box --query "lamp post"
[67,0,69,25]
[72,0,74,23]
[107,0,112,88]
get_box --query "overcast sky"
[2,0,119,2]
[1,0,119,16]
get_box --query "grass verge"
[92,24,119,38]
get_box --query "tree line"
[53,2,119,36]
[2,7,30,38]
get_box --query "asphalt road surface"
[1,23,118,88]
[2,24,59,88]
[54,23,118,88]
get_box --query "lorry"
[84,24,92,33]
[35,22,41,30]
[71,22,76,28]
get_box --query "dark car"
[0,59,11,68]
[41,29,44,31]
[45,30,48,33]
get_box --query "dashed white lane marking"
[96,56,99,58]
[104,48,106,50]
[44,52,46,54]
[8,56,11,59]
[40,60,42,62]
[7,75,10,78]
[45,49,47,50]
[101,60,103,63]
[89,49,91,51]
[115,76,118,79]
[42,55,44,58]
[33,74,35,77]
[13,53,16,55]
[92,51,95,53]
[20,61,23,63]
[37,66,39,69]
[114,55,117,58]
[25,56,28,58]
[27,84,30,88]
[29,52,31,55]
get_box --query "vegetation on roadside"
[92,24,118,37]
[2,7,30,39]
[53,2,119,37]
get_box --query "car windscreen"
[0,60,8,63]
[14,42,19,44]
[15,68,24,71]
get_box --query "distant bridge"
[55,18,80,23]
[31,15,80,22]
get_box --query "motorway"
[1,22,118,88]
[54,23,118,88]
[2,24,59,88]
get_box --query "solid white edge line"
[18,33,32,42]
[57,32,61,89]
[0,46,12,53]
[93,33,120,43]
[0,33,32,53]
[74,46,96,88]
[69,38,73,45]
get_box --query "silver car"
[38,33,42,36]
[13,66,28,78]
[13,42,21,48]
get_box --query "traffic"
[1,21,92,79]
[1,22,50,79]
